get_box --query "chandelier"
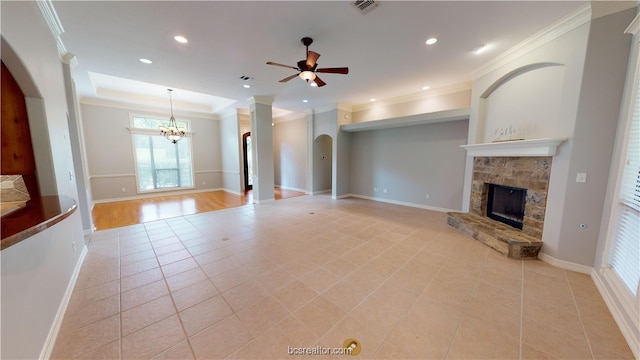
[159,89,186,144]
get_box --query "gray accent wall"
[559,9,634,266]
[273,118,308,192]
[349,119,469,210]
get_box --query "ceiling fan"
[266,37,349,87]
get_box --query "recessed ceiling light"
[370,98,376,102]
[474,45,488,54]
[425,37,438,45]
[243,84,251,89]
[174,35,188,44]
[139,58,152,64]
[422,86,430,90]
[303,99,309,103]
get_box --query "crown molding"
[36,0,64,37]
[351,82,471,113]
[472,4,592,80]
[626,11,640,35]
[79,97,220,120]
[36,0,75,64]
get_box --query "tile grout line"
[519,258,524,360]
[565,270,596,360]
[442,246,491,359]
[159,218,199,360]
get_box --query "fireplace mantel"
[461,137,567,157]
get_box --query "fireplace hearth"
[448,156,552,259]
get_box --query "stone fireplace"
[470,156,552,240]
[447,138,564,259]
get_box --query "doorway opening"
[242,132,253,191]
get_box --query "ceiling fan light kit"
[266,37,349,87]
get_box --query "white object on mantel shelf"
[461,138,568,157]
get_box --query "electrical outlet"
[425,194,430,199]
[576,173,587,183]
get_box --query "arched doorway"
[312,134,332,194]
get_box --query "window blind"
[610,69,640,296]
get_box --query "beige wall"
[81,103,223,201]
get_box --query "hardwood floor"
[92,188,306,230]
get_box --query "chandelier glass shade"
[299,70,316,82]
[160,89,186,144]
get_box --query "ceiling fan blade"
[313,76,327,87]
[267,61,298,70]
[316,67,349,75]
[279,73,299,83]
[306,51,320,67]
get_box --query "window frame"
[129,113,195,194]
[599,14,640,326]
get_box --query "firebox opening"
[487,184,526,230]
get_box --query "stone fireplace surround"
[447,138,564,259]
[470,156,552,240]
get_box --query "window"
[609,70,640,296]
[130,115,193,192]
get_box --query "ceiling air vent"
[353,0,378,14]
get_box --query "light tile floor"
[51,196,634,359]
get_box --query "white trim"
[275,185,309,194]
[36,0,65,37]
[341,108,470,133]
[80,97,220,120]
[92,187,226,204]
[194,170,224,174]
[347,194,457,213]
[592,269,640,358]
[461,137,567,157]
[254,198,275,204]
[626,11,640,36]
[39,245,88,360]
[472,4,592,80]
[537,252,593,274]
[89,173,136,179]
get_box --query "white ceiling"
[52,1,589,117]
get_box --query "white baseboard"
[347,194,458,213]
[311,190,331,195]
[591,270,640,359]
[254,198,275,204]
[275,185,309,194]
[92,187,226,205]
[222,188,242,196]
[39,245,88,359]
[537,252,593,274]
